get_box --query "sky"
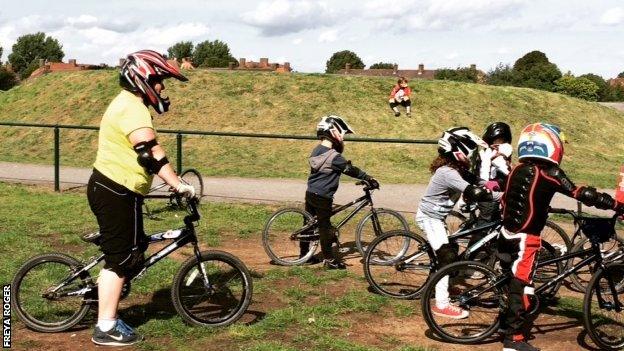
[0,0,623,77]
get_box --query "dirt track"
[12,234,607,351]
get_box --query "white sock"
[97,318,117,332]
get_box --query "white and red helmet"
[438,127,487,165]
[119,50,188,114]
[517,123,565,165]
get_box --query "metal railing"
[0,121,437,191]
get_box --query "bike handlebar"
[355,179,379,191]
[183,196,201,226]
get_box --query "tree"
[0,46,3,63]
[192,40,236,68]
[0,66,18,91]
[554,73,599,101]
[8,32,64,79]
[618,71,624,78]
[167,41,194,62]
[369,62,395,69]
[512,50,561,91]
[579,73,609,101]
[434,66,479,83]
[325,50,364,74]
[486,63,518,86]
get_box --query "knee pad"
[435,243,459,267]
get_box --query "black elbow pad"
[463,185,493,203]
[133,140,169,174]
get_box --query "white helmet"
[438,127,487,164]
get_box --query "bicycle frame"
[292,188,381,239]
[48,199,206,299]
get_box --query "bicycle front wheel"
[11,253,93,332]
[355,208,409,256]
[172,250,253,327]
[363,230,432,299]
[180,168,204,200]
[583,263,624,350]
[420,260,504,344]
[262,207,318,265]
[569,236,624,293]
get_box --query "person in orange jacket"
[388,76,412,117]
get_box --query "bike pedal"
[338,247,349,254]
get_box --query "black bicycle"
[143,168,204,218]
[11,197,253,332]
[262,180,409,265]
[549,207,624,292]
[363,204,565,299]
[420,213,624,350]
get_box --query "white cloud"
[600,7,624,25]
[292,38,303,45]
[318,29,337,43]
[1,15,210,64]
[241,0,337,36]
[445,52,459,60]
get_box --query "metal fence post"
[176,133,182,174]
[54,126,60,192]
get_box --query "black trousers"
[389,99,411,109]
[87,168,147,277]
[301,191,336,260]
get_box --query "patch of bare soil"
[12,236,606,351]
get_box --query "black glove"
[364,176,380,190]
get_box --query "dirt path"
[0,161,614,216]
[13,235,607,351]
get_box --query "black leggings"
[301,191,336,260]
[389,99,411,108]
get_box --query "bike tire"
[533,239,565,297]
[542,220,572,258]
[354,208,409,257]
[171,250,253,327]
[583,262,624,351]
[262,207,318,265]
[363,230,433,299]
[11,253,93,332]
[180,168,204,201]
[569,236,624,293]
[420,260,504,344]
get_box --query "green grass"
[3,182,432,351]
[1,70,623,186]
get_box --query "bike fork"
[192,242,213,291]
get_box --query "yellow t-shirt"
[93,90,155,195]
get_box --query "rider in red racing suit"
[498,123,620,351]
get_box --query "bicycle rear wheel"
[583,263,624,350]
[363,230,432,299]
[11,253,93,332]
[262,207,318,265]
[420,260,504,344]
[355,208,409,256]
[541,220,572,257]
[172,250,253,327]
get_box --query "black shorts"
[87,168,147,276]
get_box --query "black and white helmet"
[316,115,354,145]
[438,127,487,163]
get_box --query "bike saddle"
[81,231,103,245]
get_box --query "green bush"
[434,66,479,83]
[369,62,395,69]
[555,74,599,101]
[486,63,518,86]
[8,32,64,78]
[512,50,562,91]
[579,73,609,101]
[0,66,17,90]
[167,41,194,62]
[192,40,237,68]
[325,50,364,74]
